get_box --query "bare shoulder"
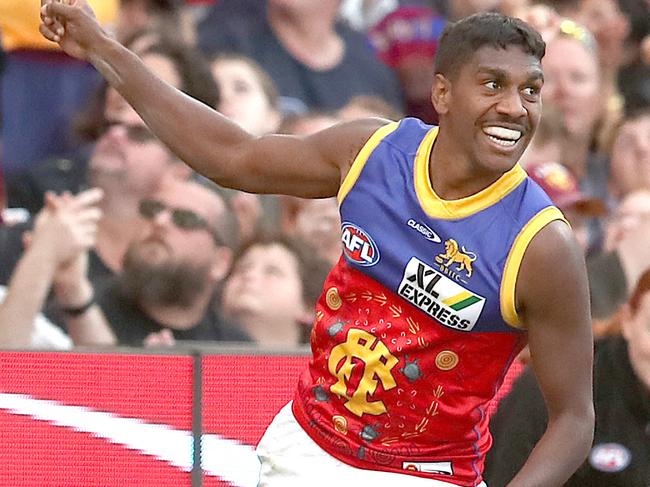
[516,219,589,323]
[304,117,395,176]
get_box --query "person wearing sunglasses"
[94,177,249,346]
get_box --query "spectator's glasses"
[558,19,597,54]
[138,199,223,245]
[99,120,157,144]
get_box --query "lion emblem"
[435,239,477,277]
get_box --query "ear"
[431,73,451,116]
[210,246,233,282]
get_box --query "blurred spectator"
[88,109,192,285]
[0,0,118,177]
[518,103,568,169]
[485,268,650,486]
[211,53,282,136]
[97,178,248,346]
[604,190,650,253]
[542,18,612,254]
[292,198,342,266]
[221,233,330,347]
[338,94,404,121]
[546,0,631,77]
[0,189,115,349]
[116,0,194,45]
[6,36,218,214]
[197,0,403,113]
[527,161,606,253]
[369,5,445,122]
[588,190,650,320]
[210,53,283,242]
[609,107,650,200]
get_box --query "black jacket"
[485,337,650,486]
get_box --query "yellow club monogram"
[328,329,398,417]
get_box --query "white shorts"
[256,402,487,487]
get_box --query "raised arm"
[508,220,595,486]
[40,1,386,197]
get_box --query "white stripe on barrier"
[0,392,261,487]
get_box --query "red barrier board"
[0,350,521,487]
[0,351,309,487]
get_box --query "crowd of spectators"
[0,0,647,331]
[0,0,649,478]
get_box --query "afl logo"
[341,222,380,266]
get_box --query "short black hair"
[434,13,545,79]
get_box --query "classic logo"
[406,219,442,243]
[398,257,485,332]
[435,239,477,278]
[329,329,398,417]
[341,222,380,266]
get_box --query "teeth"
[483,126,521,141]
[487,135,516,147]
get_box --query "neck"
[430,131,504,199]
[141,290,213,330]
[237,314,301,347]
[268,5,343,70]
[95,209,141,272]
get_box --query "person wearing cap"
[527,161,606,254]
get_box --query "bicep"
[222,119,388,198]
[517,221,594,419]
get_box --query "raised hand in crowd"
[0,188,115,347]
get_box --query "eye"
[522,86,541,99]
[484,80,500,90]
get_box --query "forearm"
[0,247,57,347]
[88,35,253,185]
[55,279,116,346]
[506,410,594,487]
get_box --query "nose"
[496,88,526,119]
[151,207,173,229]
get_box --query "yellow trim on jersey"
[414,127,528,219]
[337,122,399,205]
[500,206,568,329]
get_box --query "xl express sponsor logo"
[398,257,485,331]
[341,222,380,266]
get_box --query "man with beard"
[96,178,250,346]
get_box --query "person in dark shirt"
[97,177,249,346]
[197,0,403,113]
[485,269,650,486]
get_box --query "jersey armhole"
[500,206,568,329]
[337,121,399,205]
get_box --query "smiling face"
[434,44,544,175]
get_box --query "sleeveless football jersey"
[292,118,566,486]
